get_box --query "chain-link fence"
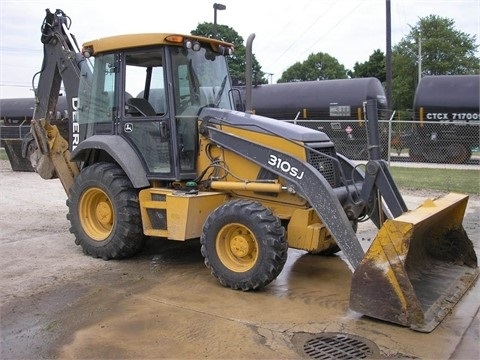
[0,122,30,148]
[387,119,479,166]
[282,117,479,169]
[1,113,479,169]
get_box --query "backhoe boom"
[26,9,88,191]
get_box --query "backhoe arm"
[27,9,87,192]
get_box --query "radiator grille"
[307,147,338,188]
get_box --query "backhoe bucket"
[350,193,478,332]
[3,139,34,172]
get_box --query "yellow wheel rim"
[79,187,114,241]
[216,223,258,272]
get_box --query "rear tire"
[66,162,144,259]
[201,199,287,291]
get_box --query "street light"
[213,3,226,38]
[265,73,274,84]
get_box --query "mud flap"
[350,193,479,332]
[3,139,34,172]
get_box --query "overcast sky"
[1,0,479,98]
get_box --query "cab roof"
[82,33,233,55]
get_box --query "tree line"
[191,15,479,114]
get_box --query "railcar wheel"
[446,143,471,164]
[200,199,287,291]
[67,162,144,259]
[408,148,426,163]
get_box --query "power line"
[0,46,41,55]
[266,1,336,69]
[298,0,367,59]
[265,0,367,78]
[0,82,32,88]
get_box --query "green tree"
[191,23,266,85]
[392,15,479,110]
[349,49,386,82]
[391,51,417,113]
[278,52,348,82]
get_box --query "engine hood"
[198,107,333,144]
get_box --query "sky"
[0,0,479,99]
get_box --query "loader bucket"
[3,139,34,172]
[350,193,478,332]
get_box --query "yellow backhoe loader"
[5,8,477,333]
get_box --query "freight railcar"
[0,96,68,171]
[0,98,36,125]
[407,75,479,164]
[0,96,69,148]
[0,96,68,125]
[234,78,390,160]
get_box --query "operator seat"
[127,98,156,116]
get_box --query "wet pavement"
[1,159,479,359]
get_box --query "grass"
[1,148,479,194]
[390,166,480,195]
[0,147,7,160]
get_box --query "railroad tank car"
[0,96,69,148]
[0,98,36,125]
[234,78,390,160]
[0,96,68,125]
[409,75,479,164]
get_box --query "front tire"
[66,162,144,259]
[201,199,287,291]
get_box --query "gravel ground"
[1,158,479,299]
[1,158,479,359]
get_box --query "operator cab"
[77,34,235,181]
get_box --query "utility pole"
[386,0,392,110]
[418,32,422,82]
[265,73,274,84]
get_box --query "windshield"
[171,46,234,116]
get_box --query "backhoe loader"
[5,8,478,333]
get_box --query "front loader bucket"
[350,193,478,332]
[3,139,34,172]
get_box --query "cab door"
[120,49,174,178]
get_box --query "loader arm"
[196,100,415,271]
[199,112,365,270]
[26,9,89,192]
[357,99,408,219]
[200,104,478,332]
